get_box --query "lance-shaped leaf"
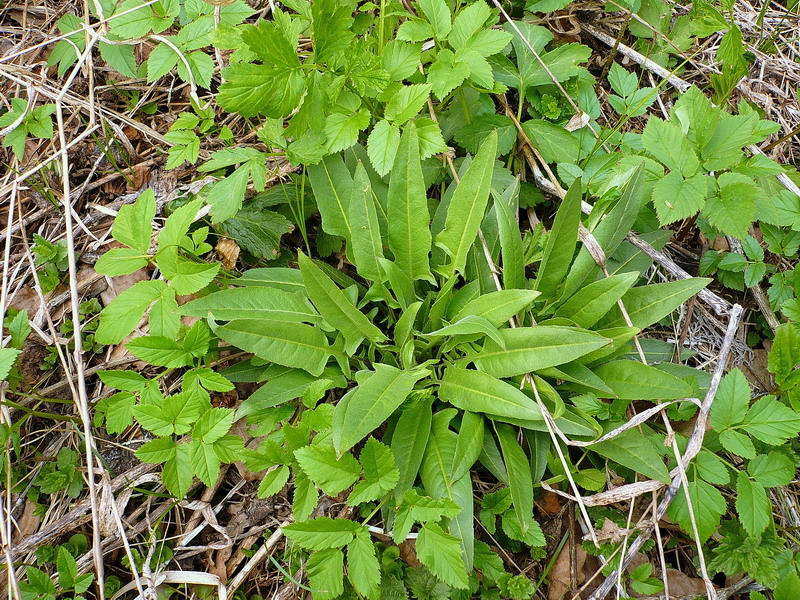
[392,398,432,499]
[555,272,638,328]
[298,251,386,353]
[347,162,384,281]
[180,287,320,323]
[435,130,497,277]
[561,166,644,300]
[420,411,475,571]
[534,179,581,298]
[592,360,694,399]
[439,367,543,421]
[494,180,525,290]
[591,428,671,484]
[453,289,541,326]
[495,423,534,536]
[450,411,484,482]
[213,319,331,376]
[387,123,432,281]
[307,153,353,240]
[421,315,505,348]
[597,278,711,329]
[472,326,610,378]
[334,364,428,455]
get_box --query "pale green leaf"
[710,369,750,431]
[347,530,381,598]
[324,108,370,153]
[749,452,794,488]
[704,173,758,238]
[719,429,756,459]
[366,119,400,176]
[96,280,166,345]
[126,335,193,367]
[258,465,290,498]
[642,116,699,177]
[113,189,155,251]
[742,396,800,445]
[652,171,708,226]
[417,0,451,40]
[428,49,470,99]
[192,407,235,443]
[348,439,400,505]
[385,84,431,125]
[666,479,725,542]
[0,348,21,382]
[307,548,344,600]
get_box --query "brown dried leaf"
[548,543,587,600]
[216,238,240,270]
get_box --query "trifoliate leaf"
[294,444,361,495]
[704,172,758,238]
[652,171,707,225]
[428,49,470,99]
[348,439,400,505]
[666,479,725,542]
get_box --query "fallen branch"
[8,462,156,561]
[587,303,743,600]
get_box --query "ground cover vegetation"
[2,0,800,598]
